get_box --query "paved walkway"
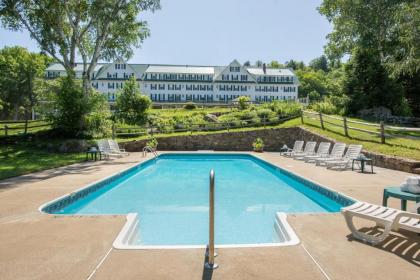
[0,152,418,280]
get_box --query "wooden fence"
[113,114,299,138]
[0,120,51,137]
[301,110,420,144]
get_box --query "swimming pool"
[41,154,353,247]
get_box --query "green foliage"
[319,0,420,116]
[310,100,341,115]
[256,108,275,119]
[237,96,251,110]
[252,138,264,151]
[146,137,158,149]
[0,46,51,119]
[343,48,406,115]
[295,69,329,98]
[183,102,197,110]
[116,76,151,125]
[237,110,258,121]
[268,60,283,68]
[0,0,161,93]
[262,101,302,117]
[309,55,329,72]
[48,77,112,138]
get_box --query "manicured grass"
[301,115,420,160]
[0,120,51,137]
[0,143,85,180]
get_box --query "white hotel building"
[45,59,299,104]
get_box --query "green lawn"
[301,114,420,160]
[0,120,51,137]
[0,143,85,180]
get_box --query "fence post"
[4,125,8,137]
[319,112,325,130]
[112,123,116,139]
[343,117,349,137]
[300,111,304,124]
[24,119,28,135]
[380,121,385,144]
[263,116,266,128]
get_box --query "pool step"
[274,212,300,245]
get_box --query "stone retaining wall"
[121,127,420,174]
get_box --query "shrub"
[48,76,112,138]
[256,108,275,120]
[238,110,257,121]
[275,101,302,117]
[116,76,151,125]
[310,100,340,115]
[218,114,241,127]
[237,96,251,110]
[183,102,197,110]
[252,138,264,151]
[146,137,158,149]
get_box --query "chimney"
[262,63,266,74]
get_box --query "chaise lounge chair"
[108,139,129,156]
[304,142,331,163]
[97,139,122,159]
[342,201,420,245]
[281,140,304,157]
[325,144,363,170]
[293,141,317,160]
[315,142,346,166]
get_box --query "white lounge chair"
[97,139,121,159]
[315,142,346,166]
[342,201,420,245]
[326,144,363,170]
[293,141,317,160]
[304,142,331,163]
[281,140,304,157]
[108,140,129,156]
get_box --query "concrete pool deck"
[0,152,418,279]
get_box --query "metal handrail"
[142,146,158,158]
[205,169,218,270]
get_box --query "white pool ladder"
[205,169,218,270]
[142,146,158,159]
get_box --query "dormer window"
[115,63,126,70]
[230,66,240,72]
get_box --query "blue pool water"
[53,154,346,245]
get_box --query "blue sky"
[0,0,331,65]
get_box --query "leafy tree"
[0,46,50,120]
[285,60,297,70]
[295,69,329,98]
[268,60,283,68]
[318,0,402,62]
[319,0,419,116]
[296,61,306,70]
[115,76,151,125]
[309,55,329,72]
[48,76,112,138]
[243,61,251,66]
[255,60,263,67]
[0,0,160,94]
[343,48,407,115]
